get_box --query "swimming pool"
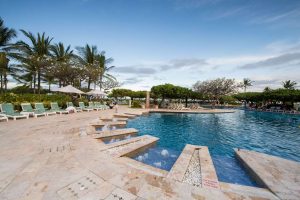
[126,110,300,186]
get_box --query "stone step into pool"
[99,135,159,157]
[113,113,137,119]
[94,128,138,144]
[91,121,127,131]
[100,117,129,122]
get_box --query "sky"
[1,0,300,91]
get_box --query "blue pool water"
[126,110,300,186]
[102,134,135,144]
[133,147,180,171]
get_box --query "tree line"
[111,78,299,107]
[0,17,118,94]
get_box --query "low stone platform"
[113,113,136,119]
[100,117,129,122]
[93,128,138,139]
[90,121,127,128]
[236,149,300,200]
[124,111,148,116]
[99,135,159,157]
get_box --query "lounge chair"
[79,102,93,112]
[50,102,69,114]
[67,102,82,112]
[94,102,102,110]
[0,113,8,122]
[35,103,57,116]
[101,102,109,110]
[89,102,101,111]
[0,103,29,120]
[21,103,46,118]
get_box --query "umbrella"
[86,90,107,98]
[57,85,84,94]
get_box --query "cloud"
[173,0,224,10]
[208,6,247,20]
[251,9,300,24]
[238,52,300,69]
[113,66,156,74]
[122,77,143,85]
[160,58,208,71]
[265,40,300,54]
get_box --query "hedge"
[233,89,300,102]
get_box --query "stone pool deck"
[236,149,300,200]
[0,106,298,199]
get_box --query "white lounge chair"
[0,113,8,122]
[0,103,29,120]
[21,103,46,118]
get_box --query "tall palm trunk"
[88,78,91,89]
[0,74,3,93]
[4,72,7,91]
[99,74,103,91]
[33,73,36,94]
[37,69,41,94]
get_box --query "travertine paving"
[236,149,300,200]
[90,121,127,128]
[93,128,138,139]
[0,106,289,199]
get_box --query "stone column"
[146,91,150,109]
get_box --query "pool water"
[133,147,180,171]
[95,125,119,131]
[126,110,300,186]
[102,134,135,144]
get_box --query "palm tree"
[95,52,115,90]
[0,18,17,47]
[0,18,17,93]
[50,42,74,87]
[12,59,37,91]
[282,80,297,90]
[13,30,53,94]
[242,78,254,92]
[0,52,9,91]
[263,86,271,92]
[75,44,98,89]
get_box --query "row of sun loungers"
[188,103,205,110]
[0,102,109,121]
[248,107,300,114]
[167,103,190,110]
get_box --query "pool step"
[99,135,159,158]
[90,121,127,128]
[100,117,129,122]
[167,144,219,189]
[93,128,138,139]
[113,113,136,119]
[235,149,300,200]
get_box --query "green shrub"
[7,85,49,94]
[74,97,89,106]
[131,100,142,108]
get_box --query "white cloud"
[238,52,300,69]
